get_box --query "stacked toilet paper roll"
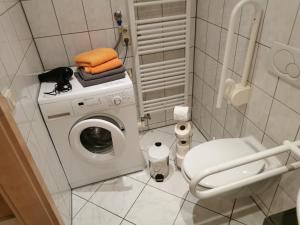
[174,106,190,122]
[174,122,192,140]
[173,106,193,168]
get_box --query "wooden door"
[0,95,65,225]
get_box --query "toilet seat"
[182,137,266,188]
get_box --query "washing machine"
[38,72,145,188]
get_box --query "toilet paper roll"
[176,153,185,169]
[174,106,190,122]
[176,140,190,156]
[175,122,192,139]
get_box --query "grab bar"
[216,0,263,108]
[190,140,300,199]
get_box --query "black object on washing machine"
[38,67,73,95]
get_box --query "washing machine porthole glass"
[79,116,122,154]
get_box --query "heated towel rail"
[189,140,300,199]
[128,0,191,117]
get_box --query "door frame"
[0,95,65,225]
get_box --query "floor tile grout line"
[250,195,269,218]
[73,177,145,224]
[122,182,148,221]
[145,182,187,200]
[81,199,126,221]
[171,197,186,225]
[71,194,90,219]
[183,197,232,219]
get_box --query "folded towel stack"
[74,48,123,74]
[74,48,126,87]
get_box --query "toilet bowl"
[182,136,282,199]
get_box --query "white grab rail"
[216,0,263,108]
[190,140,300,199]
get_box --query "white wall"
[21,0,196,129]
[0,1,71,224]
[192,0,300,216]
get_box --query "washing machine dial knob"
[112,96,122,105]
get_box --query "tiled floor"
[72,124,269,225]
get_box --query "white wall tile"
[1,8,25,66]
[192,97,201,127]
[194,48,205,79]
[0,11,20,80]
[245,86,273,131]
[190,0,197,18]
[82,0,113,30]
[35,36,69,70]
[63,32,92,65]
[202,82,214,113]
[208,0,225,27]
[290,9,300,49]
[203,55,218,88]
[197,0,210,20]
[195,19,207,52]
[0,60,10,92]
[211,118,224,139]
[206,23,221,60]
[275,80,300,113]
[190,18,195,46]
[193,75,203,102]
[261,0,299,47]
[52,0,87,34]
[22,0,60,37]
[200,106,212,136]
[251,45,278,96]
[0,0,17,15]
[225,105,244,137]
[89,29,116,49]
[266,100,300,143]
[241,118,263,142]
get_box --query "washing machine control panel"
[72,89,135,114]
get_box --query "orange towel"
[84,58,123,74]
[75,48,118,67]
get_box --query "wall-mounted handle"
[216,0,263,108]
[189,140,300,199]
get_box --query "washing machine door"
[69,116,126,162]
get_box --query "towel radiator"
[128,0,191,117]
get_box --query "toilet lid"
[182,138,265,188]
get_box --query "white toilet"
[182,136,282,199]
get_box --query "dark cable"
[44,82,72,96]
[123,38,129,64]
[123,44,128,64]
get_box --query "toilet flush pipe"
[216,0,263,108]
[189,140,300,200]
